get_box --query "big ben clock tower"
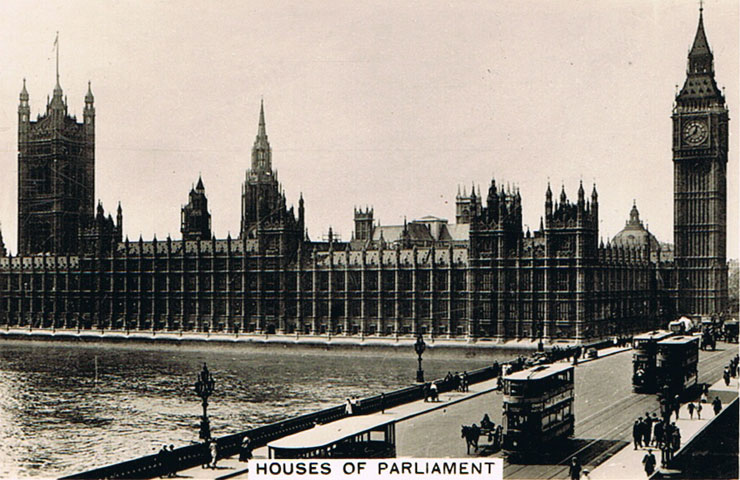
[673,7,729,318]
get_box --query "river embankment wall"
[0,327,566,359]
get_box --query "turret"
[354,206,374,241]
[181,176,212,241]
[83,81,95,132]
[18,79,30,137]
[298,193,305,231]
[545,182,553,218]
[486,178,498,223]
[591,184,598,223]
[116,202,123,238]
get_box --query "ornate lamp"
[414,333,426,383]
[194,363,215,440]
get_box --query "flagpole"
[55,32,59,86]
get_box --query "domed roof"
[611,202,660,250]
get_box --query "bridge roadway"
[396,342,736,479]
[173,342,736,480]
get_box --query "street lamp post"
[194,363,215,441]
[414,333,426,383]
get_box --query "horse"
[461,424,480,454]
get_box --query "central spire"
[251,100,272,173]
[53,32,62,96]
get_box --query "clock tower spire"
[672,6,729,318]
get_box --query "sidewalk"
[590,375,739,480]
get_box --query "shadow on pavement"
[505,438,630,466]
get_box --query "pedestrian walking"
[633,419,642,449]
[671,424,681,456]
[209,440,218,469]
[653,420,663,448]
[569,457,582,480]
[724,367,731,386]
[380,392,385,413]
[157,445,169,478]
[696,401,702,419]
[345,398,354,415]
[642,449,657,477]
[712,396,722,415]
[239,436,252,462]
[687,402,695,419]
[166,445,176,478]
[643,413,653,446]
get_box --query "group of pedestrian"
[423,382,439,402]
[546,345,585,365]
[686,401,703,419]
[444,371,470,392]
[569,456,590,480]
[659,423,681,466]
[345,397,360,415]
[632,413,659,449]
[157,444,177,478]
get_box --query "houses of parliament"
[0,10,729,342]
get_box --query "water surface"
[0,339,515,477]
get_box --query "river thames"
[0,339,515,478]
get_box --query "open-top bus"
[632,330,674,393]
[502,363,574,453]
[656,335,699,399]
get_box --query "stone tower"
[239,101,303,260]
[181,176,212,241]
[354,207,374,241]
[240,101,281,238]
[673,7,729,317]
[17,74,95,255]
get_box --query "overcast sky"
[0,0,737,258]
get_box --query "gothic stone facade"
[0,12,727,341]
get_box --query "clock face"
[683,120,708,145]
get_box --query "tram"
[632,330,674,393]
[655,335,699,399]
[502,364,574,453]
[267,416,396,459]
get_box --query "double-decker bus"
[632,330,674,393]
[656,335,699,399]
[502,364,574,453]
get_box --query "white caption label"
[251,459,503,480]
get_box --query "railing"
[61,364,500,479]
